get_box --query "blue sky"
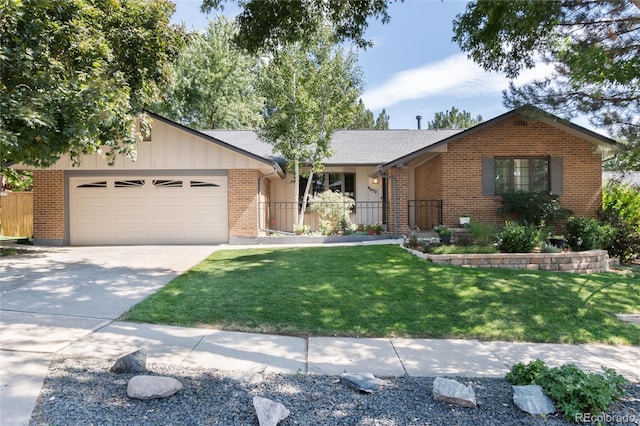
[170,0,554,130]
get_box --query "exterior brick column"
[387,167,409,236]
[228,169,260,238]
[33,170,65,245]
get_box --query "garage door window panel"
[77,181,107,188]
[115,180,145,188]
[153,179,183,187]
[190,180,220,187]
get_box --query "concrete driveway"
[0,244,216,426]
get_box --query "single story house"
[28,106,616,245]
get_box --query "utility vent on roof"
[513,119,529,127]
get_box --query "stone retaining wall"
[406,249,610,274]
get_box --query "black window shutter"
[482,157,495,195]
[550,157,563,195]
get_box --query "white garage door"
[69,175,228,245]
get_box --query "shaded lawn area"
[122,245,640,344]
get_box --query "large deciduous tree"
[153,17,265,129]
[201,0,391,53]
[259,30,364,228]
[1,0,185,168]
[427,107,483,130]
[453,0,640,169]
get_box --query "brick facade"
[414,114,604,229]
[32,170,65,243]
[228,169,261,238]
[387,167,410,235]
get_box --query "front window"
[495,158,549,193]
[299,172,355,202]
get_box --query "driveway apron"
[0,245,215,426]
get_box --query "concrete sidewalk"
[1,243,639,425]
[1,315,639,425]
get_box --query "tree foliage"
[152,17,264,129]
[602,180,640,263]
[374,109,390,129]
[347,100,390,129]
[258,30,364,226]
[453,0,640,168]
[1,0,185,168]
[427,107,483,129]
[201,0,391,53]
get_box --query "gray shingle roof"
[201,129,462,166]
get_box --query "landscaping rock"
[253,396,290,426]
[432,377,477,408]
[512,385,556,415]
[340,372,381,393]
[111,348,147,374]
[127,375,182,400]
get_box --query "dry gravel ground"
[30,355,640,425]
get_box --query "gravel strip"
[30,355,640,425]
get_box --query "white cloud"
[361,54,554,110]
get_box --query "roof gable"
[379,106,618,171]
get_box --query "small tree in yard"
[258,28,363,229]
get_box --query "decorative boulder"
[340,373,381,393]
[127,375,183,400]
[433,377,477,408]
[111,348,147,374]
[253,396,290,426]
[512,385,556,415]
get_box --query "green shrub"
[498,191,572,227]
[430,245,499,255]
[565,216,615,251]
[497,222,539,253]
[601,182,640,263]
[540,242,562,253]
[505,358,549,385]
[309,191,355,235]
[506,360,627,422]
[469,220,497,246]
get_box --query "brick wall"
[414,154,443,201]
[228,169,260,238]
[387,167,409,235]
[32,170,65,242]
[415,114,603,228]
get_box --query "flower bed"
[404,248,611,274]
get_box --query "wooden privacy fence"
[0,192,33,237]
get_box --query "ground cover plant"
[506,359,627,422]
[122,245,640,344]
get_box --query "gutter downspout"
[258,165,293,235]
[377,166,399,239]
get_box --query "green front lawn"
[122,245,640,344]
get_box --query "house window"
[494,157,549,193]
[299,173,355,201]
